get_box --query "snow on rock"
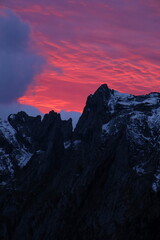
[0,118,33,179]
[113,90,132,101]
[132,162,149,176]
[107,90,134,114]
[101,89,160,188]
[152,172,160,192]
[9,114,16,120]
[0,119,17,144]
[102,122,110,134]
[64,140,81,150]
[64,141,71,149]
[16,149,33,168]
[147,107,160,130]
[0,148,14,176]
[127,113,151,145]
[108,94,117,114]
[102,90,160,142]
[133,165,145,175]
[102,88,160,144]
[102,119,119,136]
[107,89,160,115]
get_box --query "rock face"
[0,84,160,240]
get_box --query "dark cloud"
[60,110,81,129]
[0,9,44,103]
[0,102,43,120]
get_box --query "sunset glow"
[2,0,160,113]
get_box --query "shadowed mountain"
[0,84,160,240]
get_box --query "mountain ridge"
[0,84,160,240]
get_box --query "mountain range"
[0,84,160,240]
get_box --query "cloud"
[0,9,44,104]
[3,0,160,112]
[60,110,81,129]
[0,102,43,120]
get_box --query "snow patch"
[109,91,134,112]
[102,122,110,134]
[0,148,14,175]
[17,149,32,168]
[113,90,132,100]
[64,141,71,149]
[133,164,146,175]
[9,114,16,120]
[0,119,17,143]
[147,108,160,130]
[152,172,160,192]
[108,94,116,114]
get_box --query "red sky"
[2,0,160,113]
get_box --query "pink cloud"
[2,0,160,112]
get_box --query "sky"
[0,0,160,114]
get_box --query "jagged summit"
[86,84,160,114]
[94,83,110,94]
[75,84,160,138]
[83,84,160,116]
[0,84,160,240]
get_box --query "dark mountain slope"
[0,84,160,240]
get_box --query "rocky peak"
[75,84,160,138]
[8,111,42,150]
[74,84,112,139]
[1,85,160,240]
[38,110,72,151]
[0,110,73,187]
